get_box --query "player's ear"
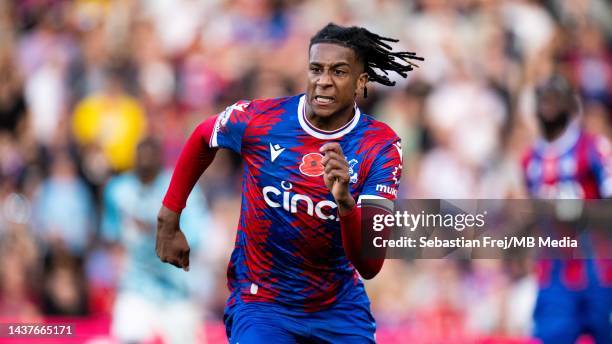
[357,73,368,98]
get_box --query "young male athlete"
[156,23,422,342]
[522,74,612,344]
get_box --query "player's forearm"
[158,205,181,232]
[336,195,356,216]
[339,204,384,279]
[162,115,218,212]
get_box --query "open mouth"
[313,95,335,105]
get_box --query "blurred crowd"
[0,0,611,342]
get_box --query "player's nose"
[316,70,333,87]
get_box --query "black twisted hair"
[310,23,424,89]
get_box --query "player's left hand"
[320,142,355,214]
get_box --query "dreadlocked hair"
[310,23,424,87]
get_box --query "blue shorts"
[224,296,376,343]
[533,260,612,344]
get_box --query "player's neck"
[305,105,355,132]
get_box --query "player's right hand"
[156,205,190,271]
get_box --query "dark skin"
[306,43,369,131]
[136,142,162,185]
[157,42,370,271]
[536,88,574,141]
[156,208,190,271]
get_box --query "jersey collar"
[535,119,581,156]
[297,95,361,140]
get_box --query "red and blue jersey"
[522,121,612,200]
[210,94,402,312]
[522,121,612,288]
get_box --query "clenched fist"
[320,142,355,215]
[156,206,190,271]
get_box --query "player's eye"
[334,69,347,76]
[310,66,322,74]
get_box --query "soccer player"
[522,74,612,344]
[103,138,208,343]
[156,23,422,343]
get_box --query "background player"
[156,23,422,343]
[2,1,611,342]
[103,138,208,343]
[522,74,612,344]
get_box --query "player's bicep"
[209,100,252,153]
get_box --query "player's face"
[537,91,566,123]
[306,43,368,118]
[537,89,570,124]
[136,142,162,182]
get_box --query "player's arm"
[320,142,385,279]
[156,115,218,271]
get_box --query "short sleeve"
[210,100,253,153]
[359,138,403,203]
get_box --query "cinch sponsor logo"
[376,184,397,196]
[262,181,338,220]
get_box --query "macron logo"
[270,143,285,162]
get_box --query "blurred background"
[0,0,610,343]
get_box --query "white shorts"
[111,292,202,344]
